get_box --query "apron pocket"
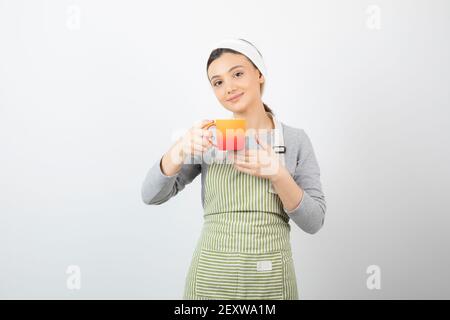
[195,249,284,300]
[236,251,284,300]
[195,249,239,299]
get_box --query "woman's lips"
[227,93,244,102]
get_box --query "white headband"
[207,38,267,95]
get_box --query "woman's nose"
[226,83,237,94]
[227,89,239,97]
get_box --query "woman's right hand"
[178,119,215,160]
[161,120,215,176]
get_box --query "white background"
[1,0,449,299]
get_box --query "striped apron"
[183,151,299,300]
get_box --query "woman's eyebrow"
[209,65,244,82]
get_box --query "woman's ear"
[259,72,265,85]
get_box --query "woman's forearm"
[271,167,304,213]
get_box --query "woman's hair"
[206,47,274,116]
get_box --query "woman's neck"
[232,101,274,131]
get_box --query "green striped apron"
[183,154,299,300]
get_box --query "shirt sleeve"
[141,155,202,205]
[284,129,327,234]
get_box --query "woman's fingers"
[202,129,213,138]
[190,138,213,155]
[191,134,212,149]
[192,128,212,139]
[185,143,204,156]
[180,121,215,159]
[191,128,213,148]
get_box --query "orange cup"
[202,119,247,151]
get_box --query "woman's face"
[207,52,265,113]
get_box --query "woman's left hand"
[233,133,284,181]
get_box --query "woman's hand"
[233,133,284,181]
[161,120,214,176]
[176,119,215,162]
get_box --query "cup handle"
[201,121,218,148]
[202,120,216,130]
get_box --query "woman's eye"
[214,81,222,87]
[235,71,243,77]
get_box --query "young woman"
[141,38,326,300]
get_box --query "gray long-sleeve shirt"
[141,120,326,234]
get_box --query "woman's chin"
[227,101,248,113]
